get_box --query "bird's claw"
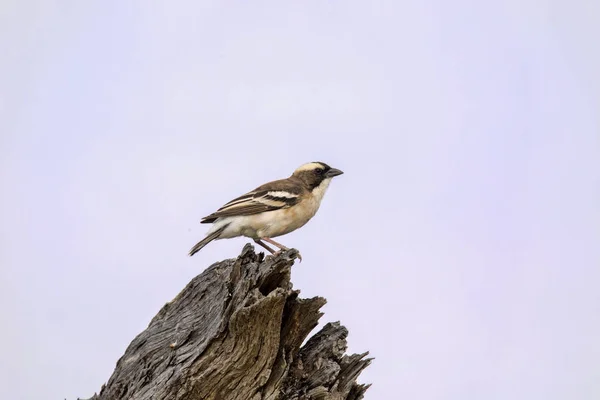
[273,249,302,263]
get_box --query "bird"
[188,161,344,260]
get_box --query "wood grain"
[83,244,371,400]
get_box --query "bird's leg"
[262,237,289,251]
[262,237,302,262]
[254,239,276,255]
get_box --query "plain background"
[1,1,599,399]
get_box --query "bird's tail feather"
[188,224,228,256]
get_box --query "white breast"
[311,178,332,205]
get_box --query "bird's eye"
[314,168,323,175]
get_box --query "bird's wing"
[200,178,303,223]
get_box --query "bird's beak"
[325,168,344,178]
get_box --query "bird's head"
[291,161,344,190]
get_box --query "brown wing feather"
[201,203,281,223]
[200,177,305,223]
[251,178,304,195]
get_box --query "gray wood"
[82,244,372,400]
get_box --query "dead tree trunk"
[83,244,372,400]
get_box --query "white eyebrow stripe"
[265,191,299,198]
[294,162,323,173]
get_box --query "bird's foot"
[258,238,302,262]
[274,248,302,263]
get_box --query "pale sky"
[1,1,599,399]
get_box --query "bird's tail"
[188,224,228,256]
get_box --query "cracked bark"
[82,244,372,400]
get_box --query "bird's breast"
[254,197,319,238]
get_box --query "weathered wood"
[84,244,371,400]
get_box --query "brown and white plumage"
[188,161,344,259]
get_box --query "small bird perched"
[189,161,344,260]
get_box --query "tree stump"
[84,244,372,400]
